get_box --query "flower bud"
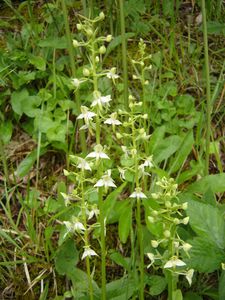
[72,78,80,88]
[183,243,192,252]
[99,45,106,54]
[152,210,158,216]
[99,12,105,20]
[173,218,180,225]
[86,29,93,36]
[151,240,159,248]
[83,68,90,77]
[106,35,112,42]
[182,202,188,210]
[182,217,189,225]
[76,24,82,30]
[72,40,79,47]
[148,216,155,223]
[163,230,171,238]
[95,56,100,63]
[165,201,171,208]
[143,114,148,119]
[116,132,123,139]
[132,75,138,80]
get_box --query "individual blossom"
[104,112,121,130]
[77,106,96,125]
[88,204,100,220]
[185,269,194,286]
[63,218,85,234]
[77,157,92,171]
[91,94,112,110]
[146,252,161,268]
[106,67,119,84]
[71,78,86,88]
[86,144,110,161]
[164,256,186,269]
[81,246,98,260]
[94,169,116,190]
[118,166,126,180]
[130,187,147,199]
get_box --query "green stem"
[81,173,94,300]
[131,111,144,300]
[98,185,106,300]
[0,139,9,186]
[119,0,128,109]
[60,0,87,153]
[201,0,211,175]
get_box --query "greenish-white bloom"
[91,95,112,109]
[104,112,121,126]
[64,219,85,233]
[185,269,194,285]
[82,246,98,260]
[164,256,186,269]
[106,68,119,80]
[86,144,110,161]
[130,187,147,199]
[94,170,116,188]
[77,157,92,171]
[77,106,96,125]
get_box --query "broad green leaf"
[187,237,225,273]
[29,55,46,71]
[22,95,42,117]
[187,200,225,248]
[16,148,46,178]
[38,36,68,49]
[106,276,136,299]
[205,21,225,35]
[118,204,132,244]
[219,271,225,300]
[0,120,13,144]
[110,251,130,270]
[103,182,127,221]
[55,239,79,275]
[147,275,167,296]
[169,130,194,174]
[153,135,182,164]
[188,173,225,194]
[148,125,165,154]
[46,124,66,143]
[11,89,29,115]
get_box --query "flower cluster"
[146,176,193,285]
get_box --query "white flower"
[130,187,147,199]
[72,78,87,88]
[164,256,186,269]
[88,204,100,220]
[182,243,192,252]
[104,112,121,126]
[63,219,85,233]
[182,217,189,225]
[91,95,112,109]
[77,157,92,171]
[185,269,194,286]
[77,106,96,125]
[106,67,119,80]
[81,246,98,260]
[61,192,70,206]
[118,167,126,180]
[94,170,116,188]
[146,253,155,268]
[86,144,110,161]
[143,156,153,168]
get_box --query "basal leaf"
[118,203,132,244]
[147,275,167,296]
[187,200,225,248]
[55,239,79,275]
[153,135,182,164]
[188,173,225,194]
[29,55,46,71]
[186,237,225,273]
[169,130,194,174]
[11,89,29,115]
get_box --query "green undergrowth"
[0,1,225,299]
